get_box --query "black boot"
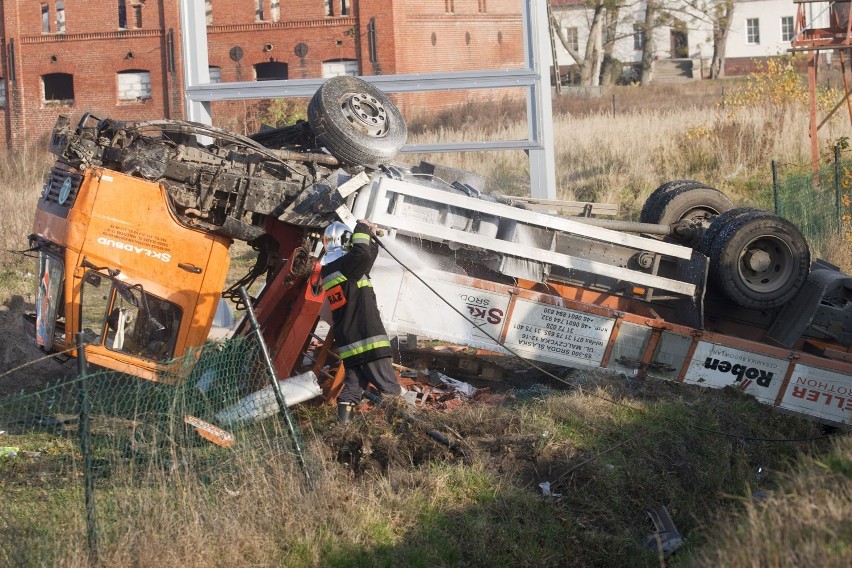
[337,402,354,424]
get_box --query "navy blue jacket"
[320,222,392,366]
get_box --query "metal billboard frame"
[180,0,556,199]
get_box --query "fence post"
[237,286,310,481]
[611,93,616,115]
[76,333,97,565]
[835,144,843,231]
[771,160,779,215]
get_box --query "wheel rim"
[340,92,389,137]
[681,206,724,227]
[736,235,795,294]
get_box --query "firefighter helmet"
[321,221,352,265]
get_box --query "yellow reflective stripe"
[338,335,391,359]
[357,278,372,288]
[322,271,347,290]
[351,232,370,245]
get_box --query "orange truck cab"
[30,163,232,382]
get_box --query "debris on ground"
[645,505,683,558]
[392,365,506,412]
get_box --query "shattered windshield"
[80,271,182,361]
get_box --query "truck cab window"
[80,271,182,361]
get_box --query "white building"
[548,0,832,82]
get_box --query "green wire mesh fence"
[0,334,316,566]
[772,148,852,253]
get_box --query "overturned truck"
[27,76,852,427]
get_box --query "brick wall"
[0,0,527,151]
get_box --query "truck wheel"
[640,183,734,226]
[708,211,810,310]
[308,75,407,167]
[697,207,771,257]
[640,180,710,223]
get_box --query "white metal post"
[179,0,212,125]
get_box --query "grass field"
[1,76,851,567]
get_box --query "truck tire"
[697,207,771,257]
[640,180,710,223]
[640,183,734,226]
[707,211,810,310]
[308,76,407,167]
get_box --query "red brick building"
[0,0,524,151]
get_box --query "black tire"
[707,211,810,310]
[640,180,710,223]
[641,184,734,226]
[307,76,407,167]
[697,207,771,257]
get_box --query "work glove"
[357,219,385,237]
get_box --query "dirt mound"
[0,294,70,399]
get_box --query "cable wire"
[372,234,843,444]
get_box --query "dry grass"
[5,375,839,568]
[683,434,852,568]
[1,81,851,567]
[0,145,53,296]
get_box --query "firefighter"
[321,219,403,424]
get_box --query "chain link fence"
[0,334,316,566]
[771,146,852,254]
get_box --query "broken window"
[205,0,213,25]
[209,66,221,83]
[41,4,50,33]
[81,271,183,362]
[255,61,288,81]
[42,73,74,103]
[56,2,66,33]
[133,3,142,28]
[322,60,358,78]
[0,79,5,108]
[270,0,280,22]
[340,0,349,16]
[324,0,332,16]
[255,0,264,21]
[118,0,127,29]
[117,70,152,100]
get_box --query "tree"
[674,0,735,79]
[639,0,657,85]
[708,0,734,78]
[550,1,607,86]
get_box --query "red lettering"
[806,390,820,402]
[791,386,806,399]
